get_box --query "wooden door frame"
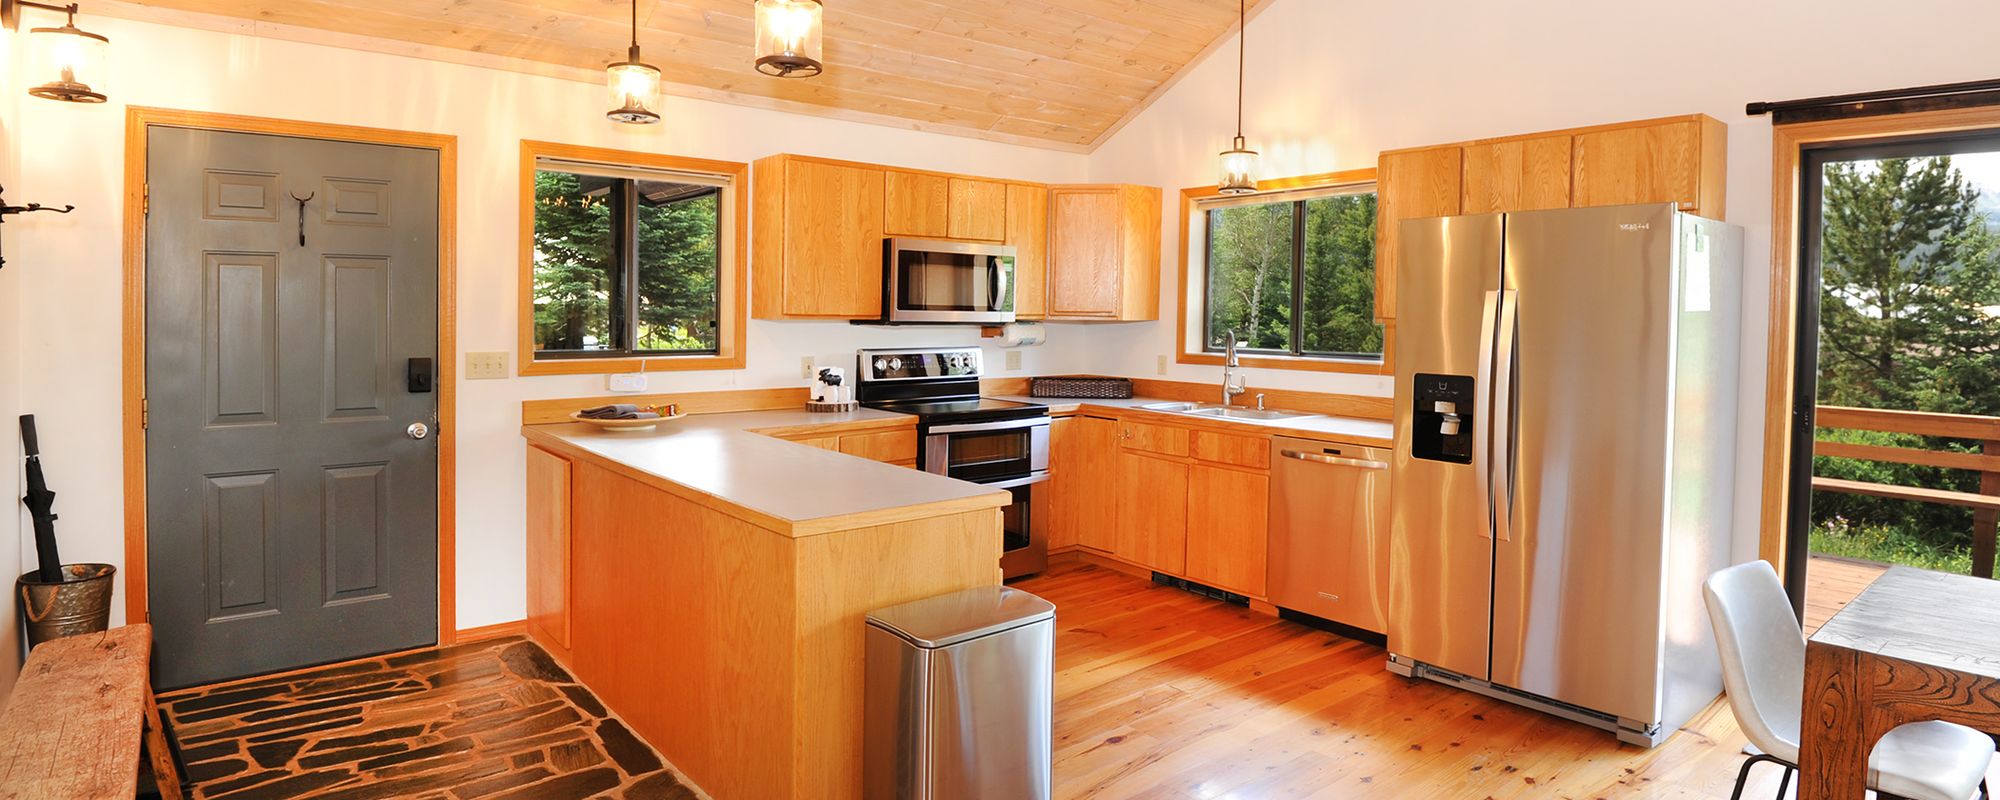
[1758,105,2000,581]
[121,107,461,644]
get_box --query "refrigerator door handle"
[1474,289,1500,540]
[1492,289,1519,543]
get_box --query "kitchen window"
[518,141,747,375]
[1179,172,1391,374]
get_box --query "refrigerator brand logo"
[1619,222,1652,232]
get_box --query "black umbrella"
[20,415,62,582]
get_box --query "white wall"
[0,16,1091,640]
[0,31,26,695]
[1084,0,2000,559]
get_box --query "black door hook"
[291,190,315,247]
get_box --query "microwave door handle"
[988,257,1005,312]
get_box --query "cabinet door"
[885,170,949,237]
[838,430,917,463]
[1044,417,1077,550]
[1186,464,1269,597]
[784,160,885,317]
[1048,188,1123,317]
[1068,416,1119,552]
[1006,184,1049,319]
[1570,119,1705,212]
[1115,450,1187,573]
[948,178,1008,241]
[1376,147,1462,321]
[526,446,571,651]
[1461,135,1571,214]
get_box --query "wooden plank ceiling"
[109,0,1261,151]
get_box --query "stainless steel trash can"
[863,585,1056,800]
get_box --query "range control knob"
[873,358,889,374]
[889,357,904,372]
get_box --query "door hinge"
[142,183,150,216]
[140,397,148,430]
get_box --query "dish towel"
[578,404,660,420]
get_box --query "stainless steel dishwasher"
[1269,436,1393,633]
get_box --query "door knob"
[407,422,430,440]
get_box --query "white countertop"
[523,407,1006,536]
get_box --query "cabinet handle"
[1280,450,1386,470]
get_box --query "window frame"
[517,140,748,376]
[1176,168,1394,375]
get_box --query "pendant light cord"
[630,0,639,50]
[1235,0,1245,140]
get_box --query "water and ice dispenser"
[1410,373,1475,464]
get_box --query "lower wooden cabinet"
[1115,449,1187,574]
[1185,464,1269,597]
[525,446,572,656]
[778,427,918,467]
[1056,415,1120,552]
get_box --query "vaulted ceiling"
[109,0,1268,151]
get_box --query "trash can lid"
[865,585,1056,649]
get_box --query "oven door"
[991,478,1048,580]
[924,418,1049,483]
[886,238,1017,324]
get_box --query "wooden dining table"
[1798,565,2000,799]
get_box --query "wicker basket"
[1029,376,1134,399]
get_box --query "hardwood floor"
[1012,554,1937,800]
[157,637,700,800]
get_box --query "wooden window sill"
[1176,350,1389,376]
[519,352,745,376]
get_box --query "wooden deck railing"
[1813,405,2000,579]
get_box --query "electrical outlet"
[607,373,648,393]
[1156,355,1169,375]
[801,356,816,380]
[466,351,509,380]
[1005,350,1023,371]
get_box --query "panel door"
[946,178,1007,241]
[146,126,439,689]
[884,170,948,237]
[1570,121,1701,212]
[1186,464,1268,597]
[1068,416,1120,552]
[784,160,885,317]
[1462,135,1572,214]
[1115,450,1187,574]
[1375,147,1464,320]
[1006,184,1049,319]
[1047,188,1122,317]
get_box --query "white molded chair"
[1703,560,1994,800]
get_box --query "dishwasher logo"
[1619,222,1652,232]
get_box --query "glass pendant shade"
[605,47,662,124]
[1218,136,1259,194]
[753,0,823,78]
[26,22,109,103]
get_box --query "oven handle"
[925,417,1050,435]
[980,473,1050,490]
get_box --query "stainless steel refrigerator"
[1385,203,1742,747]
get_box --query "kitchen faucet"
[1221,329,1247,406]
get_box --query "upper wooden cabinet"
[1048,184,1162,321]
[1571,116,1727,217]
[884,169,948,237]
[1376,114,1728,321]
[1375,147,1463,321]
[948,178,1008,241]
[1462,134,1572,214]
[752,155,886,320]
[1006,183,1049,319]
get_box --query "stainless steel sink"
[1137,401,1318,423]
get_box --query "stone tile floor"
[157,637,701,799]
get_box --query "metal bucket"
[17,563,116,648]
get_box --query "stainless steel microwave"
[882,238,1017,324]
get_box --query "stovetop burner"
[865,396,1047,425]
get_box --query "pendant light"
[1216,0,1258,194]
[605,0,662,124]
[753,0,823,78]
[3,1,111,103]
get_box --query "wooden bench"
[0,624,184,800]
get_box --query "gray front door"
[145,127,440,689]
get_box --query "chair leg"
[1730,753,1793,800]
[1775,765,1793,800]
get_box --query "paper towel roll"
[999,322,1045,347]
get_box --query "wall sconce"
[753,0,823,78]
[3,1,111,103]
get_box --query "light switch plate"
[1156,355,1168,375]
[466,351,509,380]
[801,356,816,379]
[607,373,648,393]
[1005,350,1023,371]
